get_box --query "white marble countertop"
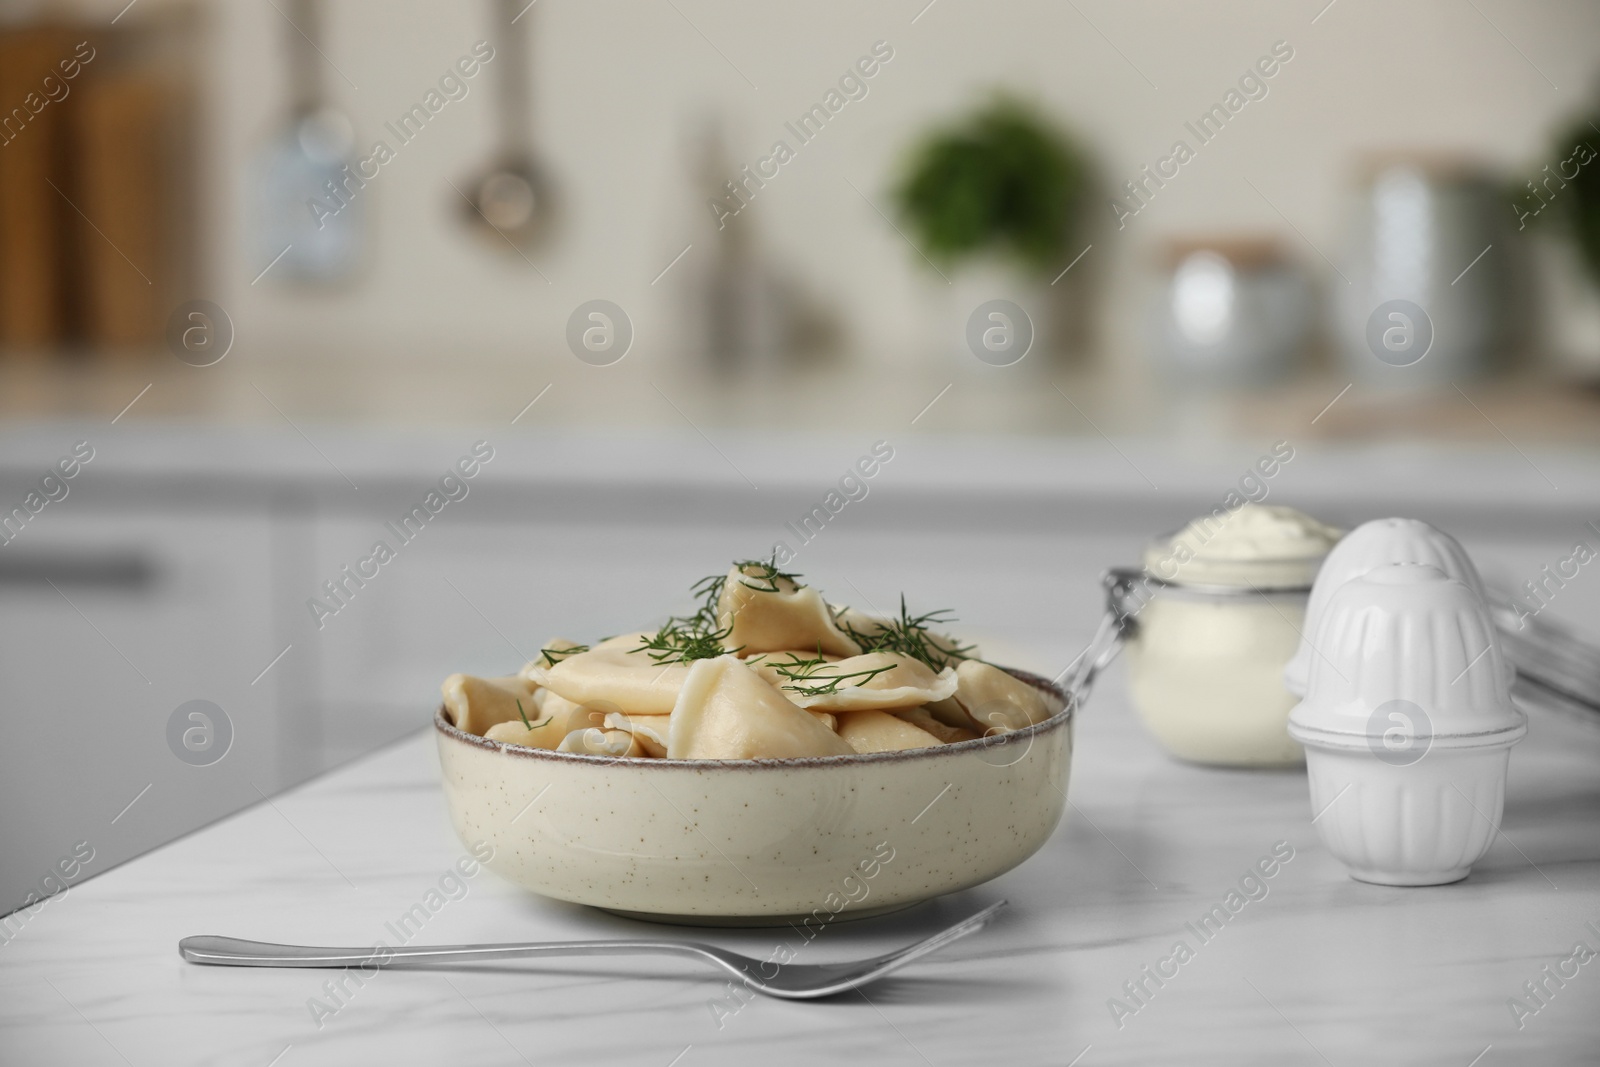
[4,666,1598,1067]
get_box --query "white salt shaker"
[1284,517,1488,699]
[1287,563,1525,885]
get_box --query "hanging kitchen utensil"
[459,0,553,250]
[251,0,363,283]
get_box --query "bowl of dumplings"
[436,561,1073,924]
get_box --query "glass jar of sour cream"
[1108,504,1342,767]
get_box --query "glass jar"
[1335,156,1510,385]
[1105,533,1330,767]
[1149,238,1313,387]
[1078,505,1341,767]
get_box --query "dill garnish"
[838,596,975,671]
[515,699,552,731]
[633,558,793,664]
[684,572,727,632]
[768,650,895,697]
[538,643,590,668]
[634,619,743,664]
[727,557,801,595]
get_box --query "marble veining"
[2,677,1598,1066]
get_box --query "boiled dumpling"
[602,711,671,757]
[830,605,974,667]
[485,717,550,748]
[526,632,693,715]
[743,655,848,731]
[893,706,978,744]
[743,650,842,669]
[749,651,958,711]
[518,637,586,680]
[484,689,599,749]
[829,604,887,638]
[557,727,645,757]
[950,660,1057,734]
[717,565,861,658]
[921,696,980,732]
[603,708,832,757]
[668,655,853,760]
[441,673,538,736]
[837,709,943,753]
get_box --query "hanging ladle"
[460,0,553,249]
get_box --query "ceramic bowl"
[1285,518,1486,698]
[435,670,1072,925]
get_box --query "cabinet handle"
[0,551,158,590]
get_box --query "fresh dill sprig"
[538,643,590,668]
[769,649,895,697]
[838,595,975,671]
[684,573,727,631]
[515,699,552,731]
[635,558,795,665]
[634,619,743,664]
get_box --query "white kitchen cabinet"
[0,507,283,916]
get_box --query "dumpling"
[830,605,974,667]
[557,727,645,757]
[667,655,854,760]
[441,673,538,736]
[921,696,980,732]
[949,660,1057,734]
[837,709,944,753]
[893,706,977,744]
[750,651,958,711]
[602,708,833,758]
[717,565,861,658]
[485,717,549,748]
[484,690,599,749]
[603,712,671,758]
[526,632,693,715]
[519,637,587,680]
[742,650,842,669]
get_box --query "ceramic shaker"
[1284,517,1487,698]
[1287,563,1525,885]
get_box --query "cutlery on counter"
[178,900,1006,999]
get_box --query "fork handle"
[179,935,714,969]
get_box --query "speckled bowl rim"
[434,666,1072,770]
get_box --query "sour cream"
[1144,503,1343,588]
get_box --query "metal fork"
[178,900,1006,999]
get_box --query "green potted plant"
[893,95,1088,367]
[1521,114,1600,377]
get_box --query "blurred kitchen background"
[6,0,1600,430]
[5,0,1600,914]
